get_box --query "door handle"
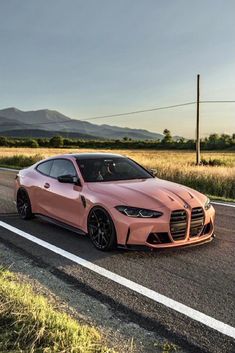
[44,182,50,189]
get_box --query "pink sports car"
[15,153,215,251]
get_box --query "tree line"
[0,130,234,150]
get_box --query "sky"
[0,0,234,138]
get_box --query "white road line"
[0,167,19,172]
[211,201,235,208]
[0,220,235,339]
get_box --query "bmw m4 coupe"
[15,153,215,250]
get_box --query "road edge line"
[0,167,19,172]
[211,201,235,208]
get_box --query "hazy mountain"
[0,107,164,140]
[0,116,23,129]
[1,129,101,140]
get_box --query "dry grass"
[0,267,115,353]
[0,147,234,199]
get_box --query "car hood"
[87,178,206,211]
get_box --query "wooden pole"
[196,74,200,165]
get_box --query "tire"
[16,189,34,220]
[87,206,117,251]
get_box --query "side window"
[50,159,77,178]
[36,160,53,176]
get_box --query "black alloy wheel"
[17,189,33,220]
[88,207,117,251]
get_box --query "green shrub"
[49,135,64,148]
[0,136,9,146]
[27,139,39,148]
[0,154,43,168]
[200,158,228,166]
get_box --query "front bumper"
[112,205,215,249]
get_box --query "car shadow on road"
[0,212,218,264]
[117,238,218,261]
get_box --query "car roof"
[72,153,125,160]
[47,153,125,161]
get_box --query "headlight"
[204,198,211,210]
[115,206,163,218]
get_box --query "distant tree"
[208,133,220,143]
[0,136,8,146]
[218,134,231,148]
[49,135,64,148]
[220,133,231,142]
[179,137,186,144]
[123,136,129,141]
[26,138,39,148]
[162,129,172,144]
[37,138,48,147]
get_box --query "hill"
[0,107,163,140]
[0,129,100,139]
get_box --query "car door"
[34,159,54,214]
[40,158,84,228]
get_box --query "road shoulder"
[0,240,185,353]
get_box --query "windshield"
[76,157,153,182]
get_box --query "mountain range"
[0,107,164,140]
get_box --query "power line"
[0,101,196,128]
[83,101,196,121]
[201,100,235,104]
[71,100,235,121]
[0,100,234,128]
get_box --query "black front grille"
[170,210,187,240]
[190,207,204,237]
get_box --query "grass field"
[0,267,114,353]
[0,147,234,200]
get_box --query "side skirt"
[34,213,87,236]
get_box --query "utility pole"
[196,74,201,165]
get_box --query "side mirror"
[148,168,157,177]
[57,175,81,186]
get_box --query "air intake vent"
[147,232,170,244]
[190,207,204,237]
[170,210,187,240]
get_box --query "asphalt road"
[0,169,234,353]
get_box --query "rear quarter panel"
[15,167,42,213]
